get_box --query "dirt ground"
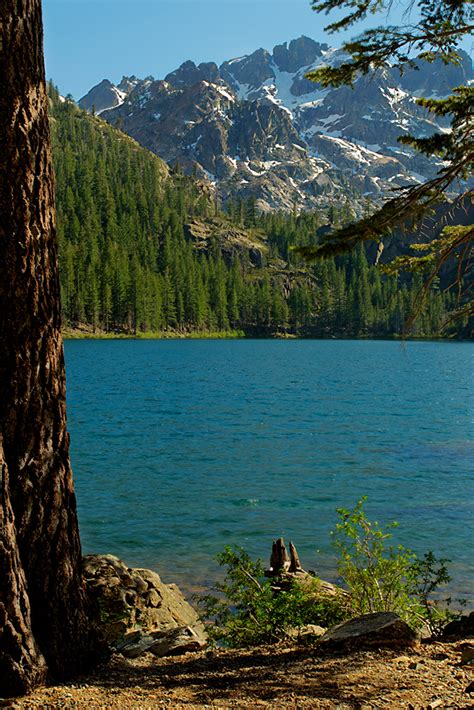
[5,638,474,709]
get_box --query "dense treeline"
[50,85,455,337]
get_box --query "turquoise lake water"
[65,340,473,601]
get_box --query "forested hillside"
[49,85,455,337]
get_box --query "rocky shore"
[5,552,473,708]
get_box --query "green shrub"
[198,500,463,647]
[197,546,347,647]
[332,497,462,633]
[407,551,465,635]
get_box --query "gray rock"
[273,36,327,74]
[117,632,157,658]
[148,626,207,657]
[297,624,327,642]
[319,612,418,650]
[78,79,123,115]
[83,554,206,646]
[221,48,274,89]
[165,60,220,88]
[117,626,207,658]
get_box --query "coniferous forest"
[50,85,456,338]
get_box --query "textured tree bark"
[0,440,48,695]
[0,0,94,694]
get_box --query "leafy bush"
[407,551,464,635]
[332,497,462,633]
[197,546,347,647]
[198,500,462,648]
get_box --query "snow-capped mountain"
[79,36,472,212]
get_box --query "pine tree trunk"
[0,441,48,695]
[0,0,94,695]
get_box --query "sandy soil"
[5,639,474,709]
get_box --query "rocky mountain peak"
[118,75,139,93]
[221,48,274,90]
[79,78,126,115]
[273,35,328,73]
[165,60,221,88]
[398,51,473,95]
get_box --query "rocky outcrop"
[319,612,419,650]
[184,218,269,267]
[399,52,473,96]
[165,60,221,88]
[221,48,274,89]
[83,554,206,655]
[273,36,328,74]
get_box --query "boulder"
[83,554,206,648]
[318,612,418,651]
[115,632,158,658]
[148,626,207,657]
[442,612,474,639]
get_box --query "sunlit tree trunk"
[0,0,93,695]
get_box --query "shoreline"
[63,327,246,340]
[62,327,469,342]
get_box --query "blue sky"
[42,0,341,99]
[43,0,471,101]
[42,0,390,99]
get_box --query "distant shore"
[63,326,246,340]
[62,325,464,341]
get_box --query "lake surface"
[65,339,473,601]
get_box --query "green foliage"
[308,0,473,83]
[408,551,465,635]
[302,0,473,332]
[332,497,462,633]
[332,497,417,617]
[197,546,347,647]
[199,500,462,648]
[380,224,473,332]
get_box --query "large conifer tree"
[0,0,94,695]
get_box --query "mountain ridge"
[79,35,473,213]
